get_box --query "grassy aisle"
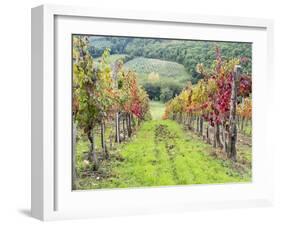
[77,120,251,190]
[150,101,165,120]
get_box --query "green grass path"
[150,101,165,120]
[77,120,250,190]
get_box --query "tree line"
[142,80,184,102]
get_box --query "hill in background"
[87,35,252,102]
[88,36,252,84]
[124,57,191,84]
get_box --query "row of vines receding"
[163,47,252,161]
[72,36,151,188]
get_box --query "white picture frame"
[31,4,274,221]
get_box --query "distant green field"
[150,101,165,120]
[124,57,191,82]
[94,55,192,84]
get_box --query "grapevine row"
[163,47,252,161]
[72,36,150,187]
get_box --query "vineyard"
[72,35,252,190]
[163,47,252,161]
[124,57,190,82]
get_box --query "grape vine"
[163,47,252,160]
[72,35,150,176]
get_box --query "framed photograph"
[31,4,274,221]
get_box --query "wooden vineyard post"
[221,122,227,153]
[101,119,109,159]
[112,61,121,143]
[227,65,241,161]
[87,127,99,170]
[128,114,132,137]
[206,124,210,143]
[115,113,120,143]
[199,117,203,137]
[122,116,126,140]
